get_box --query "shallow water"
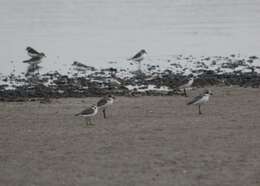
[1,0,260,74]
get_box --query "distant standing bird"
[75,105,98,125]
[26,47,46,58]
[24,47,46,76]
[97,95,115,119]
[187,90,213,115]
[23,56,44,75]
[178,77,194,97]
[128,49,147,71]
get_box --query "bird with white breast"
[75,105,98,126]
[187,90,213,115]
[97,95,115,119]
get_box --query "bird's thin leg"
[138,62,141,72]
[85,117,89,126]
[184,88,187,97]
[34,64,37,76]
[32,64,35,78]
[103,109,106,119]
[109,108,112,117]
[198,105,202,115]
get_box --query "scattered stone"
[1,55,260,99]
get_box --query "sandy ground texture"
[0,86,260,186]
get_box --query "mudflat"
[1,87,260,186]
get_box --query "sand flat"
[0,87,260,186]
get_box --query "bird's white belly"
[179,80,193,89]
[28,52,39,58]
[181,83,190,89]
[134,56,144,62]
[82,109,98,117]
[194,96,209,105]
[28,60,41,64]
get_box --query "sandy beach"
[1,86,260,186]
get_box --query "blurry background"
[1,0,260,74]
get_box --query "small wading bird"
[97,95,115,119]
[128,49,147,71]
[178,77,194,97]
[23,47,46,75]
[187,90,213,115]
[26,47,46,58]
[75,105,98,126]
[23,56,44,75]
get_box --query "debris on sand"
[1,55,260,100]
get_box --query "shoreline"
[1,54,260,99]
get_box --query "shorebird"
[178,77,194,97]
[75,105,98,125]
[23,56,44,75]
[187,90,213,115]
[23,47,46,75]
[128,49,147,71]
[26,47,46,58]
[97,95,115,119]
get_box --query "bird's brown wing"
[97,98,108,107]
[23,57,42,63]
[177,78,189,89]
[76,107,94,116]
[27,47,40,54]
[187,94,203,105]
[128,51,143,60]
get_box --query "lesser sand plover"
[187,90,213,115]
[97,95,115,119]
[75,105,98,125]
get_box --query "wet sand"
[0,86,260,186]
